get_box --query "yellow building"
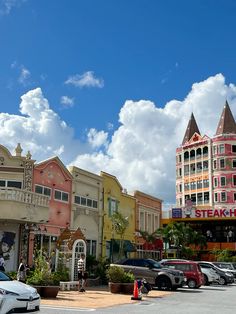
[101,171,136,262]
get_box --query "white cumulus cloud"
[65,71,104,88]
[1,74,236,207]
[60,96,74,108]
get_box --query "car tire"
[219,276,227,285]
[156,276,172,291]
[187,279,197,289]
[203,274,209,286]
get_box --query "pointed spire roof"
[182,113,201,145]
[215,101,236,136]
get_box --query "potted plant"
[106,265,125,293]
[27,254,61,298]
[106,266,135,294]
[120,271,135,294]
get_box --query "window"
[35,185,51,197]
[213,146,217,155]
[0,180,22,189]
[220,177,226,187]
[204,192,209,202]
[81,197,86,205]
[214,178,218,187]
[184,183,189,191]
[190,181,196,190]
[184,165,189,175]
[87,198,92,207]
[92,200,98,208]
[234,193,236,202]
[214,193,218,202]
[109,198,118,216]
[213,160,217,169]
[87,240,97,256]
[220,159,225,169]
[197,180,202,189]
[179,184,182,193]
[54,190,69,202]
[203,161,208,170]
[203,179,209,188]
[232,145,236,153]
[233,175,236,186]
[232,160,236,168]
[140,212,145,231]
[74,195,81,204]
[221,192,227,202]
[178,155,182,162]
[219,144,225,154]
[179,168,182,176]
[7,181,22,188]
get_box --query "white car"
[200,266,220,285]
[0,271,40,313]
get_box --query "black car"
[111,258,186,291]
[197,261,234,285]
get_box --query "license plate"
[27,301,36,310]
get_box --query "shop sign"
[172,207,236,219]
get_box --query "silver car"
[0,271,40,313]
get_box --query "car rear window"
[165,263,194,271]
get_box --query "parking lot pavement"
[40,286,171,309]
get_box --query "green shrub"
[122,271,135,283]
[106,266,125,283]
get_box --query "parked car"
[212,262,236,280]
[0,271,40,313]
[111,258,186,291]
[161,260,204,289]
[197,261,234,285]
[199,265,220,285]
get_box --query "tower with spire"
[173,101,236,253]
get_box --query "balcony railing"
[0,188,49,207]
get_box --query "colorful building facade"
[101,171,136,262]
[168,101,236,258]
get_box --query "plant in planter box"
[106,266,125,293]
[27,253,60,298]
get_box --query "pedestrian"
[228,230,233,242]
[17,257,27,283]
[0,254,5,272]
[77,253,87,292]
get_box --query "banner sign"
[172,207,236,219]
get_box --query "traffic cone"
[131,280,142,300]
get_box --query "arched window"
[196,148,202,158]
[184,151,189,160]
[190,150,195,160]
[203,146,208,156]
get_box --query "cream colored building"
[0,144,49,271]
[68,166,103,258]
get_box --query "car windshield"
[0,271,12,281]
[148,260,162,269]
[218,263,234,270]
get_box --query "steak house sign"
[172,207,236,219]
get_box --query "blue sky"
[1,0,236,207]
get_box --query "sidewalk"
[40,286,171,309]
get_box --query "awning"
[111,239,137,252]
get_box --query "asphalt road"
[38,283,236,314]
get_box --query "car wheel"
[203,274,209,286]
[188,279,197,289]
[156,276,172,291]
[219,276,227,285]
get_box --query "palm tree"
[156,222,207,259]
[111,211,129,259]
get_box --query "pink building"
[172,101,236,257]
[31,156,72,265]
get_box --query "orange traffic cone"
[131,280,142,300]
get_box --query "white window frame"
[221,192,227,202]
[35,184,51,198]
[232,175,236,187]
[219,144,225,154]
[232,159,236,168]
[220,176,226,187]
[213,146,217,155]
[54,189,69,203]
[214,177,218,188]
[219,158,225,169]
